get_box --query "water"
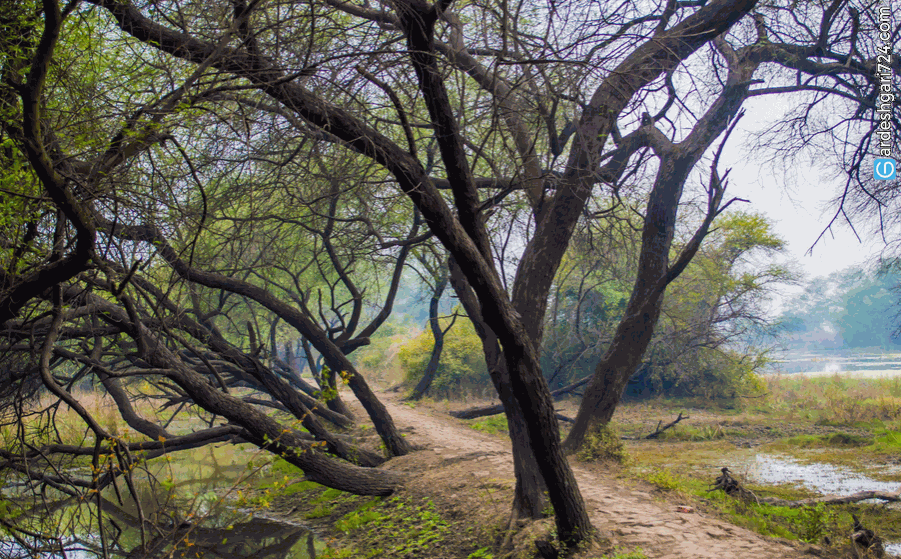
[735,453,901,497]
[772,350,901,377]
[0,444,322,558]
[734,453,901,554]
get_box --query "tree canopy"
[0,0,898,550]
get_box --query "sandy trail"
[379,394,806,559]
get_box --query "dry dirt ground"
[375,392,815,559]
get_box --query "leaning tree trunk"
[88,294,402,495]
[102,218,410,456]
[561,75,757,451]
[449,261,548,520]
[563,295,665,452]
[408,265,449,401]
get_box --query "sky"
[718,97,888,283]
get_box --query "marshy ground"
[266,373,901,559]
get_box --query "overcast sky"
[719,97,887,283]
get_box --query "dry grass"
[0,387,183,448]
[762,374,901,424]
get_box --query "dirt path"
[379,394,807,559]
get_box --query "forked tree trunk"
[320,365,354,418]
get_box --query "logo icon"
[874,159,897,180]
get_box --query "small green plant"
[601,546,648,558]
[792,503,835,543]
[467,547,494,558]
[334,509,384,532]
[576,423,628,463]
[305,504,334,519]
[640,468,683,492]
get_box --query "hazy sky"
[719,97,887,282]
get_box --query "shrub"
[576,423,628,464]
[397,317,490,397]
[792,504,835,543]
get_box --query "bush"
[576,423,628,464]
[628,347,768,402]
[397,318,490,398]
[792,504,835,543]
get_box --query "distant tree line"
[779,261,901,350]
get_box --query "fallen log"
[761,490,901,508]
[644,412,689,439]
[710,468,901,508]
[449,375,592,420]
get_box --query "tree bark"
[100,219,410,457]
[450,375,592,420]
[448,261,548,521]
[89,0,760,544]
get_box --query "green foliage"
[467,415,507,435]
[397,316,490,397]
[600,547,648,559]
[467,547,494,558]
[792,504,835,543]
[545,210,789,402]
[334,499,385,532]
[576,423,628,464]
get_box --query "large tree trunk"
[563,297,665,451]
[449,261,548,521]
[563,41,763,453]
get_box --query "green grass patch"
[637,468,686,492]
[304,504,335,519]
[779,432,873,448]
[656,424,740,441]
[869,429,901,451]
[600,547,648,559]
[467,415,507,435]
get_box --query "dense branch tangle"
[0,0,896,550]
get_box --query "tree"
[1,0,897,548]
[632,212,795,398]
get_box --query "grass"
[600,547,648,559]
[266,464,501,559]
[654,424,740,441]
[777,432,873,448]
[761,374,901,424]
[612,375,901,548]
[467,415,507,435]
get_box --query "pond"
[773,350,901,377]
[0,443,324,558]
[733,452,901,554]
[733,453,901,501]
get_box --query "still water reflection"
[0,444,322,558]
